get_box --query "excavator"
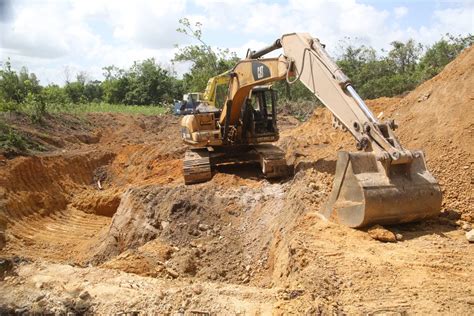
[180,33,442,228]
[202,71,231,108]
[174,71,231,115]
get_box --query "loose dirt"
[0,47,473,314]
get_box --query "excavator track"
[183,148,212,184]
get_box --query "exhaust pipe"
[246,39,282,59]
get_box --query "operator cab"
[242,85,278,143]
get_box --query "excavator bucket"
[321,151,442,228]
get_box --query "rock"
[79,290,91,300]
[417,92,431,102]
[446,210,461,220]
[192,285,203,295]
[166,267,179,278]
[182,256,197,275]
[198,223,210,231]
[35,294,46,302]
[74,298,91,313]
[461,223,471,231]
[0,258,13,280]
[161,221,169,230]
[461,214,473,223]
[466,230,474,243]
[395,233,403,241]
[15,307,29,314]
[368,225,397,242]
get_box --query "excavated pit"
[0,151,117,262]
[0,122,338,290]
[0,109,311,289]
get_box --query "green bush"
[23,93,47,123]
[0,122,27,152]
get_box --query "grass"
[46,102,169,116]
[0,101,169,117]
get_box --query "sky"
[0,0,473,85]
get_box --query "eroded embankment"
[0,113,187,263]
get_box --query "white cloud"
[194,0,393,52]
[394,6,408,19]
[0,0,191,84]
[433,7,474,36]
[1,0,473,85]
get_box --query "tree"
[42,84,68,104]
[101,65,128,104]
[83,80,103,103]
[336,39,424,99]
[418,33,474,80]
[123,58,178,105]
[100,60,181,105]
[64,82,84,103]
[0,61,41,104]
[388,39,422,74]
[173,18,239,92]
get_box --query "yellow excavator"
[174,71,230,114]
[202,71,231,108]
[180,33,442,228]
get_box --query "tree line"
[0,20,472,117]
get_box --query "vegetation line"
[0,18,472,124]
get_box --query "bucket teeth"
[322,151,442,228]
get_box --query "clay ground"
[0,48,473,314]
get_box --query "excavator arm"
[278,33,414,163]
[224,32,442,227]
[223,33,410,162]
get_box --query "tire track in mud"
[4,207,110,263]
[0,151,117,261]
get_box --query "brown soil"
[0,47,473,314]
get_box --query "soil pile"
[389,45,473,218]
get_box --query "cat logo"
[252,61,270,81]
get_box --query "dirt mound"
[0,113,185,262]
[390,46,473,218]
[0,151,116,220]
[91,181,294,285]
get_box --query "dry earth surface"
[0,47,473,314]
